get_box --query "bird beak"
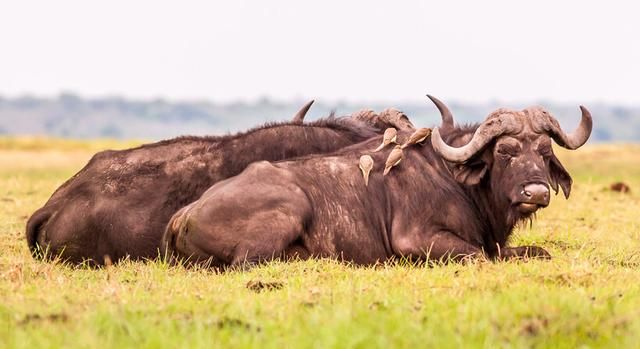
[361,167,371,186]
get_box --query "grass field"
[1,138,640,348]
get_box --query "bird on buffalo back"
[358,155,374,186]
[373,127,398,152]
[401,128,432,149]
[383,145,403,176]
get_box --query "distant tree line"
[0,93,636,141]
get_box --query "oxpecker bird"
[401,128,432,149]
[383,145,403,176]
[373,127,398,152]
[358,155,374,186]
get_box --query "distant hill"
[0,93,637,141]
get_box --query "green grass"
[1,139,640,348]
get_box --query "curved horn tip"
[425,94,439,104]
[425,95,454,128]
[302,99,315,109]
[553,105,593,150]
[579,106,593,125]
[579,105,591,116]
[578,104,593,142]
[292,100,315,123]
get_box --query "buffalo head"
[429,98,592,220]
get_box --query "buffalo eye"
[497,144,520,157]
[537,144,553,156]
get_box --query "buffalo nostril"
[522,183,550,205]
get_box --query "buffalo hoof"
[497,245,552,261]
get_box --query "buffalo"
[26,103,414,265]
[162,96,592,268]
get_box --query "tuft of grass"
[1,140,640,348]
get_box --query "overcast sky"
[1,0,638,105]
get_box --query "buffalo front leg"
[392,230,483,263]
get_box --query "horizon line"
[1,91,638,108]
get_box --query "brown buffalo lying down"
[26,102,415,265]
[162,97,592,268]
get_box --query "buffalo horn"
[292,100,315,124]
[431,113,520,163]
[547,106,593,149]
[427,95,454,131]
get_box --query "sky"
[1,0,638,105]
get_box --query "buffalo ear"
[452,160,488,186]
[549,155,572,198]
